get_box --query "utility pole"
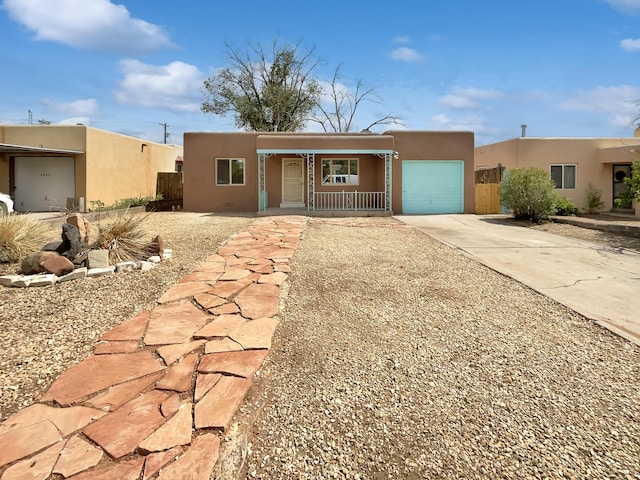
[28,109,33,125]
[159,123,169,144]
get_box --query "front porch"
[256,134,395,215]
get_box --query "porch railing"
[313,191,387,211]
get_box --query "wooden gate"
[156,172,183,200]
[474,165,505,214]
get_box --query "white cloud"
[114,59,205,112]
[602,0,640,14]
[439,87,505,110]
[390,47,424,63]
[561,85,640,113]
[621,38,640,50]
[2,0,173,54]
[561,85,640,129]
[57,117,92,125]
[393,36,411,44]
[42,98,100,117]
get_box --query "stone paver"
[0,216,305,479]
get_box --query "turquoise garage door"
[402,160,464,214]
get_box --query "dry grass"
[91,209,155,264]
[0,214,52,263]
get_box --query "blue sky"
[1,0,639,146]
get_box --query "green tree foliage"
[501,167,557,222]
[201,39,322,132]
[614,161,640,207]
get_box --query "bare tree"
[201,39,322,132]
[309,66,404,133]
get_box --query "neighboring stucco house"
[183,130,475,215]
[475,131,640,212]
[0,125,183,212]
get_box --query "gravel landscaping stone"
[1,213,638,480]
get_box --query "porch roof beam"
[256,149,394,155]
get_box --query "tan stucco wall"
[475,137,640,211]
[0,125,181,211]
[388,130,475,213]
[84,128,180,208]
[0,125,87,198]
[184,130,475,214]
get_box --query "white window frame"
[321,158,359,185]
[550,164,576,189]
[216,158,245,186]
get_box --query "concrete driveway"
[395,214,640,346]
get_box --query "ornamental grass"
[92,209,153,264]
[0,214,52,263]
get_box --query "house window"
[216,158,245,185]
[322,158,359,185]
[550,164,576,189]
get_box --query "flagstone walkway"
[0,216,305,480]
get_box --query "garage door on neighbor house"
[402,160,464,214]
[14,156,75,212]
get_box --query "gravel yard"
[0,212,252,422]
[1,213,639,479]
[236,217,640,479]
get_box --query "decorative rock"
[147,255,162,263]
[150,234,164,259]
[42,240,63,252]
[163,248,172,259]
[60,222,84,260]
[116,261,137,272]
[58,267,88,283]
[87,249,110,269]
[87,266,116,277]
[0,275,21,287]
[138,261,155,271]
[12,277,33,288]
[29,274,58,287]
[67,213,89,244]
[21,251,74,276]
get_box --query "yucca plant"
[92,210,153,264]
[0,214,53,263]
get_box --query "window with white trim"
[321,158,359,185]
[216,158,245,185]
[550,164,576,189]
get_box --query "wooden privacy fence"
[474,165,505,214]
[156,172,183,200]
[475,184,502,214]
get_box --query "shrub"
[0,215,52,263]
[554,197,578,216]
[585,182,605,213]
[92,209,153,264]
[501,167,557,222]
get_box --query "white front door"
[281,158,304,207]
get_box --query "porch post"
[306,152,315,211]
[385,152,393,212]
[258,153,266,211]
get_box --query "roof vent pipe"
[521,124,527,137]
